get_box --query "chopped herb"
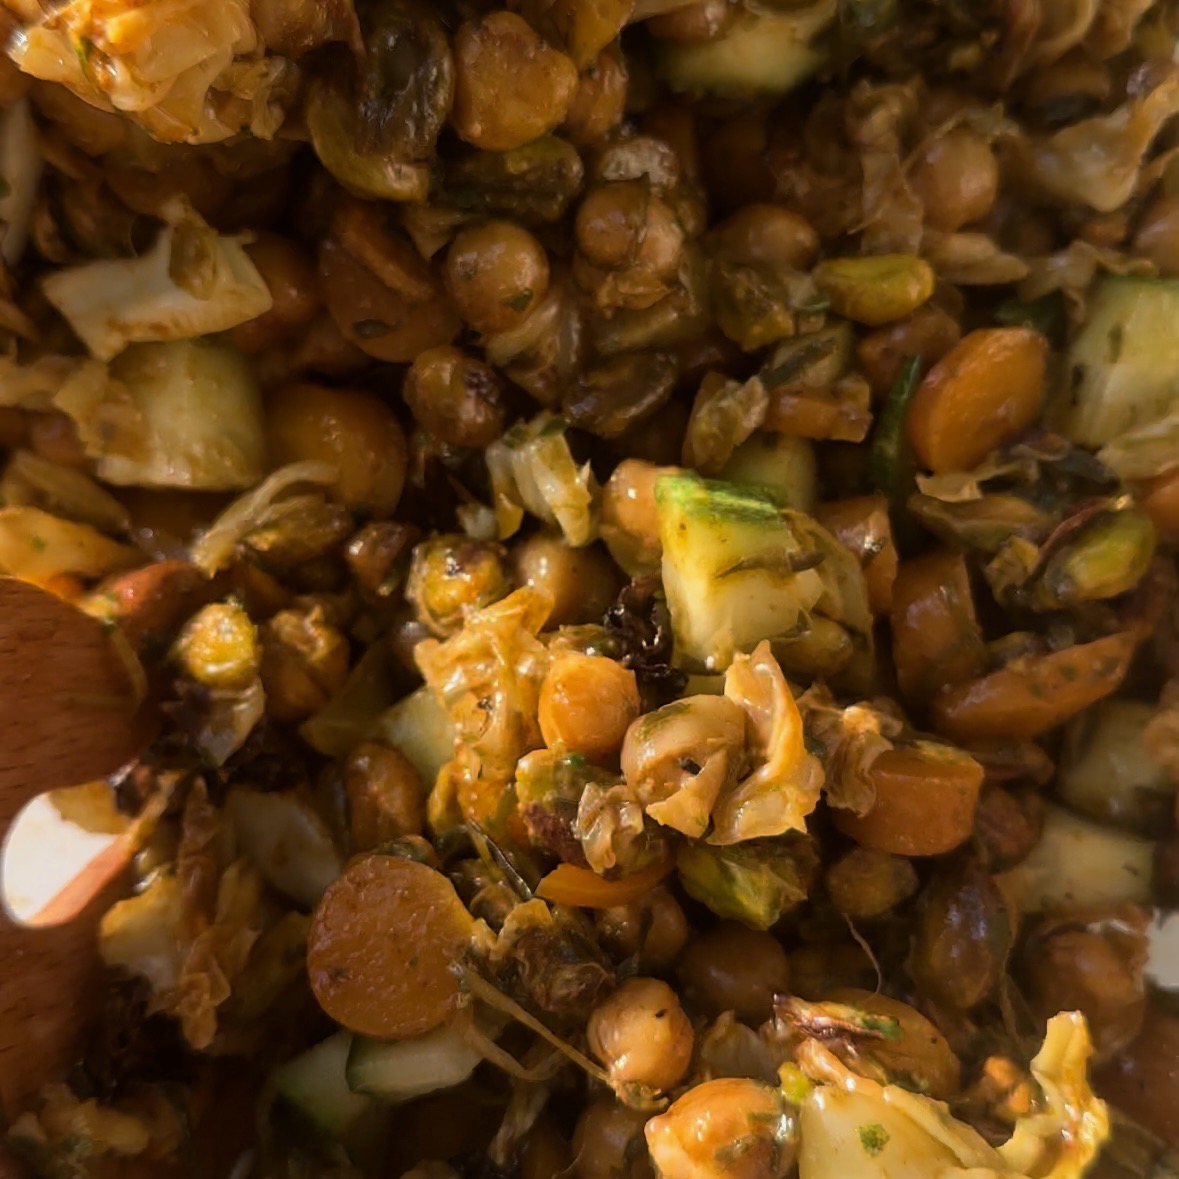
[505,289,533,313]
[353,319,392,338]
[858,1123,890,1156]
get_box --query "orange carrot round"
[308,855,474,1039]
[535,859,673,909]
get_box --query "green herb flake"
[353,319,392,339]
[858,1123,890,1156]
[505,289,534,313]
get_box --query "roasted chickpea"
[267,384,408,517]
[444,220,550,334]
[28,410,88,470]
[587,978,694,1096]
[572,1100,650,1179]
[575,182,683,278]
[406,535,510,636]
[451,12,578,151]
[824,847,919,919]
[538,651,640,759]
[259,605,350,722]
[706,204,819,272]
[1095,1004,1179,1147]
[173,602,259,690]
[564,46,628,147]
[910,128,999,232]
[344,741,425,852]
[645,1078,796,1179]
[600,459,676,577]
[512,534,622,626]
[402,346,505,450]
[229,232,320,353]
[596,886,691,970]
[675,923,791,1025]
[1133,194,1179,276]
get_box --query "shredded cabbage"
[0,505,139,582]
[42,222,272,360]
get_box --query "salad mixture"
[0,0,1177,1177]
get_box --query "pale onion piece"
[657,2,835,97]
[1001,803,1154,913]
[226,788,341,908]
[0,354,85,411]
[372,686,458,788]
[83,340,267,490]
[0,99,42,266]
[99,871,187,994]
[1098,412,1179,480]
[1147,910,1179,991]
[0,506,139,582]
[2,450,132,534]
[347,1021,484,1102]
[41,224,272,361]
[189,460,338,576]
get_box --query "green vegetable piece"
[676,836,817,930]
[1030,509,1157,611]
[655,472,826,671]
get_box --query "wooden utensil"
[0,577,155,1126]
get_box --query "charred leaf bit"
[603,577,688,707]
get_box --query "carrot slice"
[308,855,474,1040]
[535,860,673,909]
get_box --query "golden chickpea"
[512,534,622,626]
[402,346,506,449]
[824,847,919,919]
[600,459,676,577]
[576,182,683,278]
[538,652,640,760]
[344,741,425,852]
[407,535,510,636]
[229,232,320,353]
[707,204,819,272]
[28,410,88,470]
[855,304,962,398]
[645,1078,795,1179]
[587,978,695,1095]
[647,0,736,41]
[173,602,259,690]
[597,886,690,970]
[675,923,791,1025]
[1133,194,1179,276]
[910,128,999,232]
[267,384,408,518]
[259,606,350,722]
[564,47,628,147]
[451,12,578,151]
[572,1100,650,1179]
[444,220,550,334]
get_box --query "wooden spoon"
[0,577,156,1126]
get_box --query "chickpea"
[1133,194,1179,276]
[675,923,791,1025]
[824,847,919,919]
[910,128,999,232]
[512,534,622,626]
[267,384,408,518]
[565,47,628,147]
[707,204,819,272]
[259,605,350,722]
[451,12,579,151]
[973,785,1044,872]
[600,459,676,577]
[572,1100,650,1179]
[587,978,694,1096]
[344,741,425,852]
[789,941,878,1000]
[576,182,683,278]
[173,602,259,690]
[402,346,505,450]
[538,651,640,760]
[855,304,962,398]
[645,1078,796,1179]
[444,220,550,334]
[28,410,88,470]
[646,0,736,42]
[345,521,419,601]
[1095,1003,1179,1147]
[596,886,691,970]
[406,535,510,636]
[228,232,320,353]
